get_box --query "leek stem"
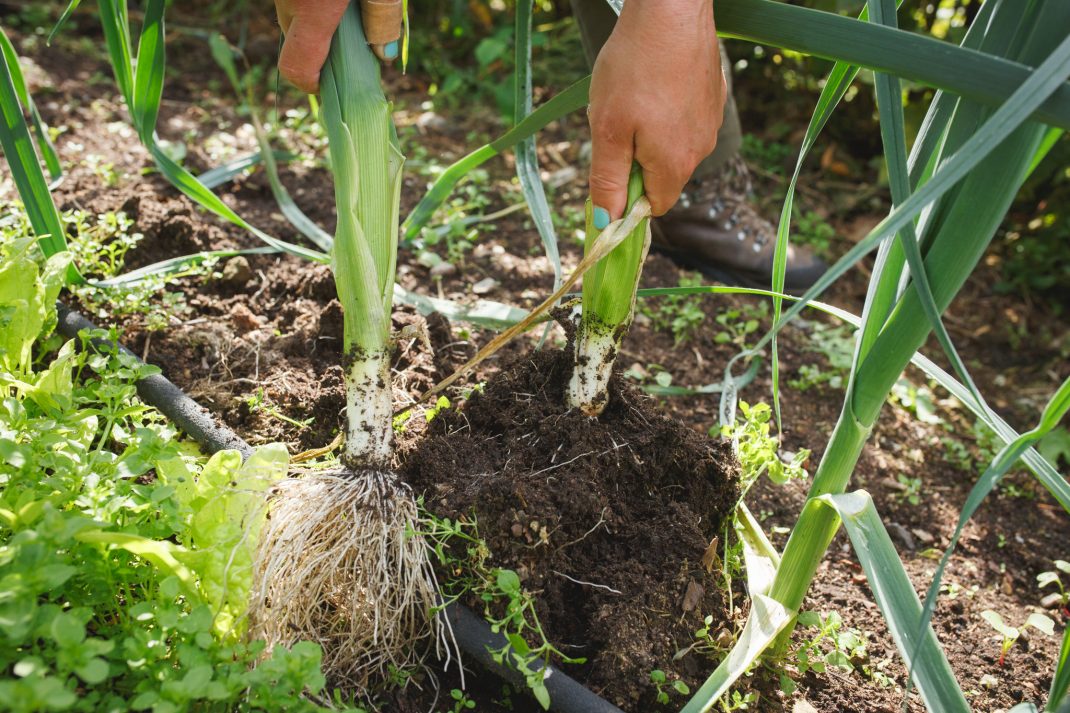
[319,1,404,467]
[568,168,649,416]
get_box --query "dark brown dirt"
[401,347,740,710]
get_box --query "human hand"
[274,0,402,93]
[587,0,726,223]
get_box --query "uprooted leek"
[321,8,404,467]
[248,1,447,688]
[568,168,651,416]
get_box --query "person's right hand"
[274,0,402,94]
[586,0,725,223]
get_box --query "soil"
[402,347,740,710]
[4,7,1069,713]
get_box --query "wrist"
[620,0,714,36]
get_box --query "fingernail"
[592,206,610,230]
[384,41,399,60]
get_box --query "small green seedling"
[718,401,809,491]
[980,610,1055,666]
[446,688,476,712]
[649,669,689,705]
[895,473,922,506]
[1037,560,1070,612]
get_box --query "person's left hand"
[586,0,726,223]
[274,0,402,94]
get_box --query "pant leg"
[568,0,742,179]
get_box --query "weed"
[741,134,794,176]
[1037,560,1070,610]
[718,401,809,491]
[639,273,707,345]
[714,301,768,350]
[777,611,868,696]
[890,376,944,425]
[245,387,314,428]
[83,153,122,187]
[444,688,476,712]
[793,210,836,258]
[721,690,758,711]
[0,251,349,711]
[895,473,922,506]
[649,669,690,706]
[420,511,584,709]
[788,319,855,392]
[979,610,1055,666]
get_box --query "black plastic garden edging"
[54,302,626,713]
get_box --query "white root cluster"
[248,470,452,688]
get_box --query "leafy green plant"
[979,610,1055,666]
[714,301,768,350]
[421,511,584,709]
[718,401,809,492]
[649,669,690,706]
[793,210,836,258]
[787,320,855,391]
[1038,560,1070,611]
[641,274,708,345]
[895,473,922,506]
[0,246,349,712]
[444,687,476,713]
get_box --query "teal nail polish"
[592,206,610,230]
[384,41,399,59]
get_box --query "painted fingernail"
[384,41,399,60]
[592,206,610,230]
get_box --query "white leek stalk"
[568,169,650,415]
[319,2,404,467]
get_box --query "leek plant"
[247,2,448,687]
[568,168,651,416]
[680,1,1070,710]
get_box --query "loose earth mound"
[402,347,740,709]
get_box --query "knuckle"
[588,170,627,194]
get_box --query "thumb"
[361,0,403,64]
[588,123,634,229]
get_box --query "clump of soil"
[401,348,740,709]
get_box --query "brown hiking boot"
[651,159,827,295]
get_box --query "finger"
[635,151,694,217]
[370,41,400,63]
[361,0,403,63]
[277,3,348,93]
[588,114,635,228]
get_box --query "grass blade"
[768,3,874,430]
[92,0,328,266]
[48,0,83,45]
[513,0,561,294]
[402,76,590,240]
[196,149,296,190]
[0,28,81,283]
[820,492,969,711]
[679,594,794,713]
[910,376,1070,688]
[714,0,1070,129]
[0,29,62,183]
[867,0,987,427]
[1051,625,1070,710]
[208,33,333,252]
[721,28,1070,427]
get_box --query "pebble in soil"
[401,347,740,710]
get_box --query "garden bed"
[8,11,1070,712]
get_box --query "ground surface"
[3,5,1069,712]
